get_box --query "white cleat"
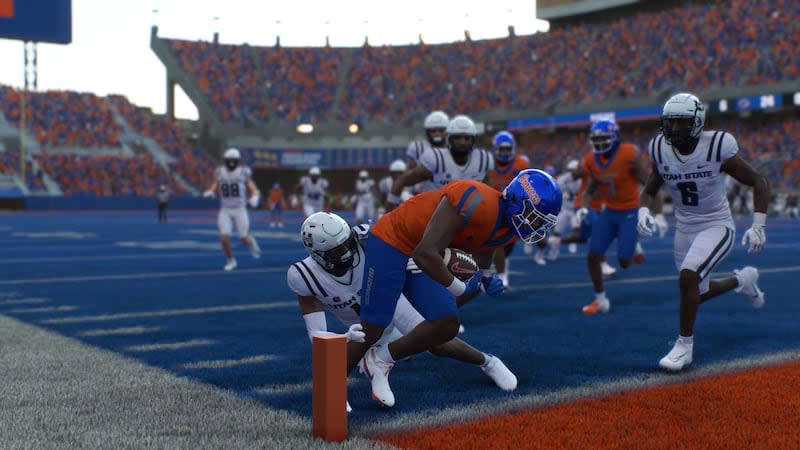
[458,324,466,334]
[581,298,610,315]
[659,341,693,371]
[346,401,352,413]
[224,259,238,271]
[360,346,395,407]
[601,261,617,278]
[568,243,577,254]
[533,253,547,266]
[481,354,518,392]
[734,266,765,309]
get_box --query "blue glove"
[463,271,483,297]
[480,274,505,297]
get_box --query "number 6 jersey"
[649,130,737,233]
[214,166,252,209]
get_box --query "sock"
[250,236,260,252]
[678,335,694,346]
[595,291,607,302]
[734,271,745,289]
[481,352,492,367]
[377,344,395,364]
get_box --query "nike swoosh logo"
[669,352,686,362]
[697,164,709,169]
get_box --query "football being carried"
[442,248,479,281]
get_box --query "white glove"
[344,323,365,343]
[637,207,656,237]
[575,207,589,224]
[741,212,766,254]
[654,213,668,238]
[248,194,260,208]
[202,190,214,198]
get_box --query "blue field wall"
[24,195,215,210]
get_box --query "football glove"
[344,323,365,343]
[480,273,505,297]
[575,207,590,225]
[637,207,656,237]
[463,271,484,297]
[248,194,260,208]
[202,190,214,198]
[741,213,766,254]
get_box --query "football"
[442,248,479,281]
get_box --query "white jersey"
[418,146,494,191]
[378,176,394,196]
[556,171,582,213]
[286,224,370,326]
[355,178,375,203]
[649,130,737,233]
[299,176,329,208]
[214,166,252,209]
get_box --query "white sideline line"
[6,305,78,314]
[125,339,216,352]
[0,297,50,305]
[0,252,220,264]
[39,301,296,324]
[79,326,162,336]
[177,355,279,369]
[0,267,286,285]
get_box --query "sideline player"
[486,130,529,289]
[202,148,261,271]
[578,119,652,314]
[267,182,285,228]
[405,110,450,193]
[295,166,328,218]
[638,92,769,371]
[378,160,407,216]
[350,169,562,407]
[353,170,378,224]
[288,212,518,410]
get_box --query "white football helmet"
[566,159,579,171]
[661,93,705,150]
[309,166,321,176]
[358,170,368,179]
[301,212,360,276]
[424,110,449,146]
[389,159,406,173]
[446,115,477,156]
[223,148,240,170]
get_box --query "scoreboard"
[0,0,71,44]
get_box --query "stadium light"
[296,123,314,134]
[348,122,361,134]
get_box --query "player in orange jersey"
[486,131,530,289]
[267,182,286,228]
[578,119,652,315]
[349,170,562,407]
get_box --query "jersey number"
[221,183,240,198]
[677,181,699,206]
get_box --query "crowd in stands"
[165,0,798,126]
[0,147,46,192]
[0,86,121,149]
[35,153,188,197]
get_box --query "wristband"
[753,212,766,227]
[446,277,466,296]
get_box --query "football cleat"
[659,341,693,371]
[533,252,547,266]
[734,266,765,309]
[481,354,518,392]
[360,346,395,407]
[582,298,610,315]
[224,259,237,271]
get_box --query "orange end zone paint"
[0,0,13,18]
[377,360,800,449]
[312,334,347,442]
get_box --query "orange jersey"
[269,187,285,206]
[487,154,530,192]
[371,180,517,256]
[582,143,641,210]
[575,152,604,210]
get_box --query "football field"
[1,210,798,448]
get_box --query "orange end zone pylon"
[312,334,347,442]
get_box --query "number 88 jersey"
[649,130,737,233]
[214,166,252,209]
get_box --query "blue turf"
[1,210,798,424]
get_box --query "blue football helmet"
[492,131,516,164]
[502,169,562,244]
[589,119,621,154]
